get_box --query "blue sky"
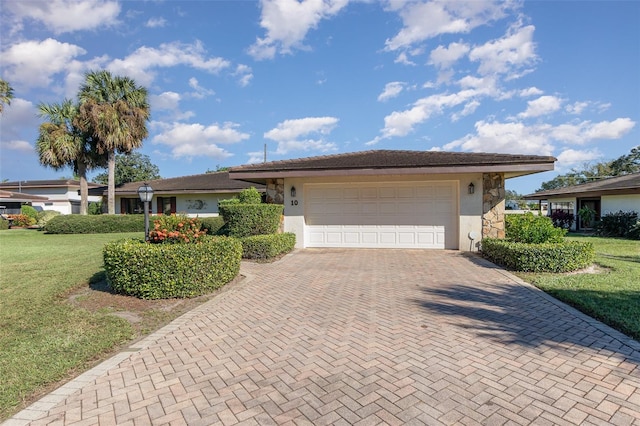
[1,0,638,194]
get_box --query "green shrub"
[505,213,566,244]
[88,201,103,215]
[550,210,574,229]
[149,215,205,244]
[594,210,638,238]
[36,210,61,227]
[103,236,242,299]
[21,205,39,222]
[200,216,225,235]
[481,238,595,272]
[241,233,296,260]
[219,204,283,238]
[0,218,9,230]
[627,221,640,240]
[43,214,156,234]
[237,187,263,204]
[8,214,35,227]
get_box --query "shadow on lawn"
[412,257,640,364]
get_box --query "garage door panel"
[305,182,458,249]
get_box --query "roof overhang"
[525,188,640,200]
[230,163,555,184]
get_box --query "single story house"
[229,150,556,251]
[0,190,50,214]
[99,171,264,216]
[524,172,640,231]
[0,180,102,214]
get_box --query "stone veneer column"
[265,178,284,204]
[482,172,506,239]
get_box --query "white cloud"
[145,17,167,28]
[0,98,40,141]
[429,41,470,69]
[152,121,249,159]
[385,1,513,51]
[4,0,121,34]
[556,148,602,167]
[248,0,350,60]
[1,38,87,88]
[187,78,215,99]
[550,118,636,144]
[247,151,266,164]
[394,52,416,66]
[469,23,537,77]
[108,41,230,86]
[264,116,339,154]
[451,100,480,122]
[444,120,555,155]
[233,64,253,87]
[0,140,33,153]
[149,91,194,121]
[519,87,543,97]
[378,82,405,102]
[518,95,562,118]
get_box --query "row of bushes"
[594,211,639,239]
[103,236,242,299]
[483,213,595,272]
[0,206,61,228]
[481,239,595,273]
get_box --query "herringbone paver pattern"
[5,250,640,425]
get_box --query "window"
[156,197,176,215]
[121,198,145,214]
[549,201,574,215]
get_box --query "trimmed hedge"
[37,210,61,227]
[43,214,159,234]
[103,236,242,299]
[481,238,595,273]
[241,233,296,260]
[200,216,226,235]
[0,218,9,230]
[505,213,566,243]
[219,204,283,238]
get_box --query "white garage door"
[305,181,458,249]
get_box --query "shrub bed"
[219,204,283,237]
[0,218,9,230]
[594,210,639,239]
[199,216,225,235]
[37,210,61,227]
[103,236,242,299]
[505,213,566,243]
[43,214,159,234]
[241,233,296,260]
[481,238,595,273]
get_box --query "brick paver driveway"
[5,249,640,425]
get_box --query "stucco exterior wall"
[279,173,484,251]
[602,194,640,215]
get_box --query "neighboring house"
[99,171,265,217]
[229,150,555,251]
[0,190,49,214]
[0,180,102,214]
[525,173,640,231]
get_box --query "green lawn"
[516,235,640,341]
[0,230,142,420]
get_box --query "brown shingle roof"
[0,190,49,202]
[231,150,556,172]
[525,172,640,199]
[0,179,102,190]
[100,171,264,195]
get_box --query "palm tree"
[36,100,103,215]
[0,78,14,114]
[76,70,150,214]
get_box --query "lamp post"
[137,183,154,242]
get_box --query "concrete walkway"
[4,249,640,425]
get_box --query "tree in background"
[36,100,104,215]
[93,152,160,186]
[537,146,639,191]
[76,70,150,214]
[0,78,14,113]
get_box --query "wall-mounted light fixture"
[290,186,296,198]
[468,182,475,195]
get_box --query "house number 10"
[291,200,299,206]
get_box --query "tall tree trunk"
[108,151,115,214]
[78,162,88,215]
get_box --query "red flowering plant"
[148,214,206,244]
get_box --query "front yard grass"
[0,229,222,421]
[515,235,640,341]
